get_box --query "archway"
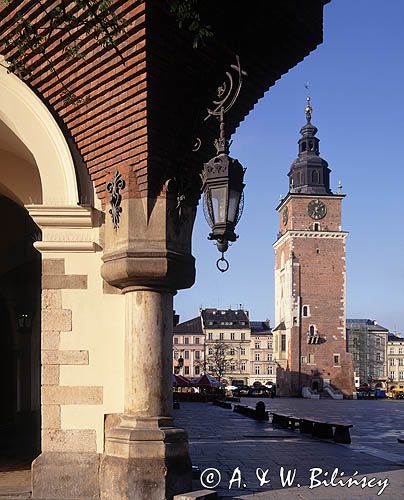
[0,195,41,470]
[0,61,81,473]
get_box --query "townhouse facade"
[346,319,389,388]
[387,333,404,391]
[173,308,275,386]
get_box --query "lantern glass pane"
[228,189,241,223]
[211,187,227,224]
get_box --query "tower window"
[309,141,314,151]
[301,142,307,152]
[314,223,320,231]
[312,170,320,184]
[309,325,315,336]
[281,334,286,352]
[316,248,320,255]
[302,306,309,317]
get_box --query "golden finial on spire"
[304,82,312,122]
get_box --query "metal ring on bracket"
[216,254,229,273]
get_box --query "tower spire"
[287,87,332,195]
[304,82,312,122]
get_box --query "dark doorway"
[312,380,320,392]
[0,196,41,471]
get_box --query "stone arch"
[0,61,79,206]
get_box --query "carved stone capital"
[101,197,196,291]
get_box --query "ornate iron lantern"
[200,56,247,272]
[201,115,245,271]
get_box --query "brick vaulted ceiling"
[0,0,329,205]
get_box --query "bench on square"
[270,412,353,444]
[213,400,232,409]
[270,413,299,429]
[233,402,269,421]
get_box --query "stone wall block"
[41,405,61,429]
[42,365,60,385]
[42,274,88,290]
[41,332,60,350]
[42,289,62,309]
[42,309,72,331]
[42,259,65,275]
[42,429,97,452]
[42,386,103,405]
[42,350,89,365]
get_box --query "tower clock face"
[283,207,289,226]
[308,199,327,220]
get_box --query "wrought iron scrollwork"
[193,55,247,153]
[106,171,125,230]
[205,55,247,122]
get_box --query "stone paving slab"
[0,470,30,499]
[174,400,404,499]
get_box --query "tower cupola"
[288,96,332,195]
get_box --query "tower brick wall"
[273,102,354,397]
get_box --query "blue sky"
[175,0,404,333]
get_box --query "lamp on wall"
[17,311,32,332]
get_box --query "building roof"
[250,321,272,335]
[273,321,286,332]
[201,308,249,329]
[173,316,203,335]
[346,319,389,333]
[388,333,404,342]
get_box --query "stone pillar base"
[31,452,100,499]
[100,415,192,500]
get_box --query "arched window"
[309,325,315,336]
[312,170,319,184]
[301,142,307,152]
[309,141,314,151]
[303,306,308,317]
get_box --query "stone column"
[100,195,195,500]
[124,289,173,417]
[100,288,192,500]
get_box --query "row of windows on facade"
[353,338,386,347]
[206,320,247,326]
[389,347,404,354]
[174,334,275,344]
[389,358,404,366]
[352,352,385,362]
[291,169,321,187]
[301,354,340,365]
[174,336,201,345]
[174,332,252,343]
[174,350,202,360]
[389,371,404,380]
[182,366,201,375]
[178,347,276,360]
[205,364,274,375]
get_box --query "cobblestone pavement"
[174,399,404,499]
[1,399,403,499]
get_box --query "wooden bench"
[304,418,352,443]
[270,413,300,430]
[271,413,353,444]
[213,400,232,409]
[234,403,269,421]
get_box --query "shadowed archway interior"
[0,195,41,471]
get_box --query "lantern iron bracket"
[193,55,247,153]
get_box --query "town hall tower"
[273,97,354,397]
